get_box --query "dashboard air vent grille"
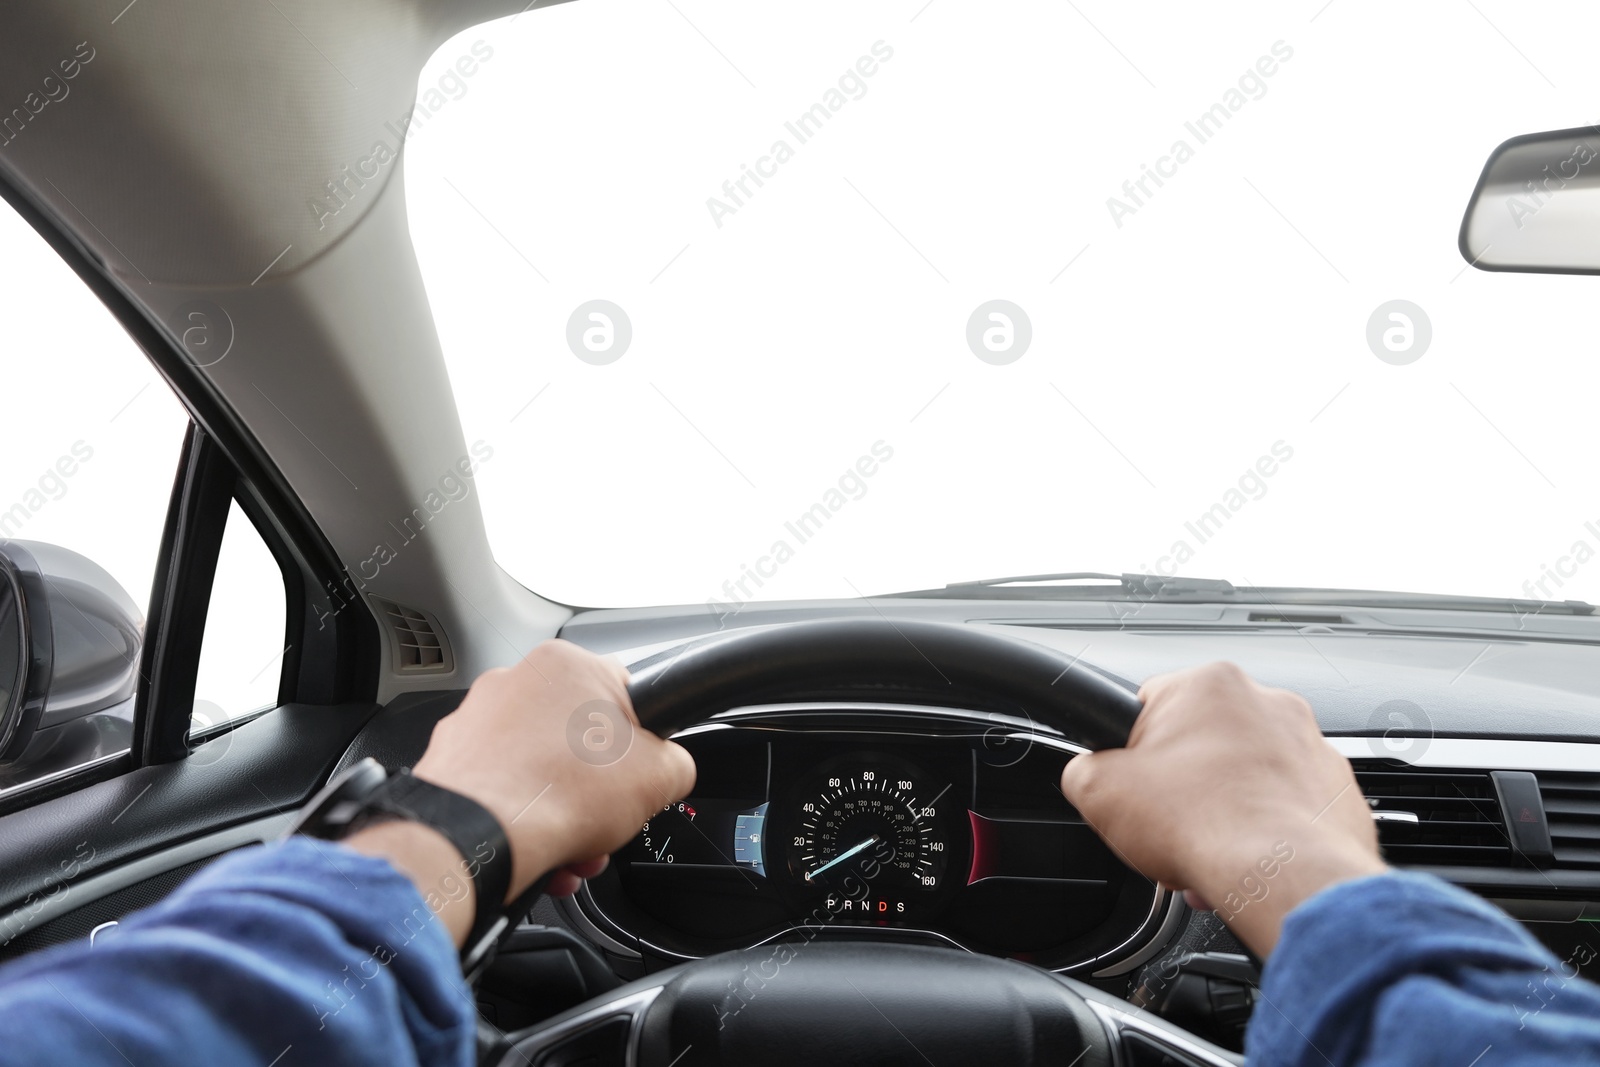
[1352,764,1510,867]
[1536,773,1600,869]
[371,597,453,673]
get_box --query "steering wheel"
[481,619,1236,1066]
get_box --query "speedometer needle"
[805,835,880,882]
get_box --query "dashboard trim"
[552,893,642,961]
[1087,997,1243,1067]
[673,701,1092,755]
[500,984,664,1067]
[1325,735,1600,772]
[1090,890,1185,978]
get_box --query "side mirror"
[0,544,52,762]
[0,541,142,779]
[1460,126,1600,274]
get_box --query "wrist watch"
[287,757,519,977]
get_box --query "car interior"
[2,3,1600,1066]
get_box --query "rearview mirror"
[1460,126,1600,274]
[0,541,142,783]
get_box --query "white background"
[5,0,1600,687]
[408,0,1600,611]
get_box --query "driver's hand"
[413,639,696,902]
[1059,662,1384,956]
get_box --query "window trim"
[136,425,235,765]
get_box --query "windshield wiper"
[885,573,1598,615]
[918,572,1237,600]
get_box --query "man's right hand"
[1060,662,1386,956]
[412,639,696,904]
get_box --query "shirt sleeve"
[0,837,474,1067]
[1248,869,1600,1067]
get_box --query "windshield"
[408,3,1599,610]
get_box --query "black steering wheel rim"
[625,616,1144,751]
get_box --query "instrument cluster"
[576,708,1171,974]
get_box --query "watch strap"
[363,769,514,956]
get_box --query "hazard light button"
[1492,770,1554,866]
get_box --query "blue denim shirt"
[1252,870,1600,1065]
[1,840,1597,1065]
[0,838,473,1066]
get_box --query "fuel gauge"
[733,802,769,876]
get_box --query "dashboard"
[575,704,1173,974]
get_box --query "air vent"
[1536,773,1600,869]
[1352,764,1511,867]
[370,597,453,673]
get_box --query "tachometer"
[624,799,769,875]
[639,800,697,865]
[786,755,950,896]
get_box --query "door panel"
[0,701,378,929]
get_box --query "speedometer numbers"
[785,756,950,908]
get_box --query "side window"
[191,501,288,733]
[0,200,190,794]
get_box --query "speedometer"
[785,755,950,896]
